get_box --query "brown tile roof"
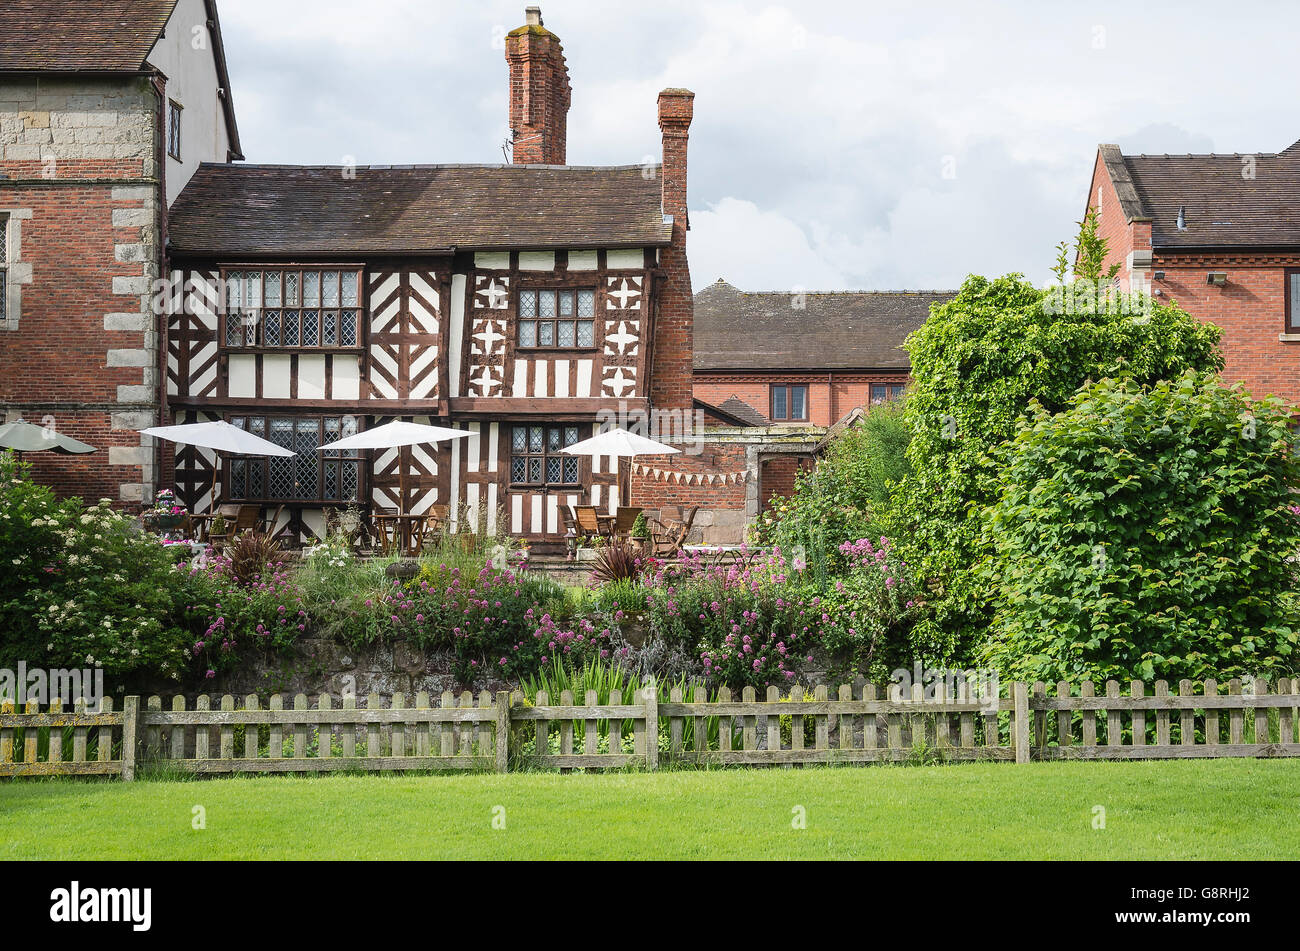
[1102,141,1300,249]
[0,0,178,71]
[695,395,768,427]
[167,162,674,256]
[692,279,951,371]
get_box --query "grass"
[2,759,1298,860]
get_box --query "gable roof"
[692,279,950,372]
[167,162,673,256]
[0,0,179,71]
[1099,140,1300,249]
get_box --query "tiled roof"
[167,163,674,256]
[0,0,178,71]
[695,395,768,426]
[692,279,950,371]
[1102,141,1300,249]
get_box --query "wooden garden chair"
[612,506,642,541]
[232,504,262,536]
[648,505,698,558]
[573,505,608,544]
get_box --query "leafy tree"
[1052,205,1121,284]
[889,273,1222,662]
[979,372,1300,684]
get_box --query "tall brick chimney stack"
[657,88,694,246]
[649,88,696,415]
[505,6,571,165]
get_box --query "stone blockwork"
[0,76,163,507]
[209,638,512,704]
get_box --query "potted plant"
[145,488,186,531]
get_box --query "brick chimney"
[657,88,694,245]
[505,6,571,165]
[649,88,696,416]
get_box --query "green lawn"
[2,760,1297,860]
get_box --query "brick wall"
[0,76,163,507]
[1154,254,1300,406]
[694,371,910,426]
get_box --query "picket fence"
[2,677,1299,780]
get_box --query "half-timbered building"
[162,7,698,546]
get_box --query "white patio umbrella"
[139,419,296,507]
[560,426,679,506]
[0,419,97,455]
[315,419,471,513]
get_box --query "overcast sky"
[216,0,1300,292]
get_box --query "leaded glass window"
[516,288,597,349]
[228,415,360,502]
[509,424,584,485]
[220,268,363,350]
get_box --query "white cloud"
[213,0,1300,292]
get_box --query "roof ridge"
[194,161,662,172]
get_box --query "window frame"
[218,266,366,352]
[515,287,598,351]
[167,100,182,161]
[770,384,809,422]
[869,383,906,405]
[508,423,587,487]
[225,415,363,504]
[1286,269,1300,334]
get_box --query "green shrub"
[979,371,1300,684]
[892,273,1223,663]
[757,397,912,565]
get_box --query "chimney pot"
[525,6,542,26]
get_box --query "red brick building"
[1085,142,1300,407]
[691,279,951,514]
[693,279,950,426]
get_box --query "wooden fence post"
[1012,682,1029,764]
[494,691,510,773]
[120,695,140,781]
[643,680,658,771]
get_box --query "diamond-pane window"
[220,268,360,349]
[511,423,586,487]
[517,287,597,348]
[322,271,339,307]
